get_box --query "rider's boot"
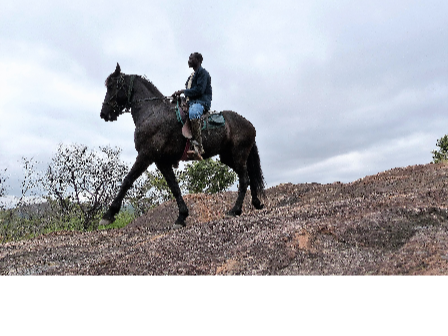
[187,118,204,160]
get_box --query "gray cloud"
[1,0,447,197]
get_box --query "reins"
[134,96,172,105]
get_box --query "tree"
[1,159,51,241]
[2,145,133,241]
[1,145,238,241]
[432,135,448,163]
[0,168,8,210]
[0,168,7,198]
[184,158,237,194]
[44,144,129,230]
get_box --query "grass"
[0,209,135,243]
[98,210,135,230]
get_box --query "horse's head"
[101,63,130,122]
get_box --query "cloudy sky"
[1,0,447,196]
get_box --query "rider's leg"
[188,103,205,159]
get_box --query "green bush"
[184,158,237,194]
[0,168,7,200]
[432,135,448,163]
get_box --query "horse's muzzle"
[100,104,113,122]
[100,111,109,122]
[100,111,108,121]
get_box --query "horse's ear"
[114,63,121,76]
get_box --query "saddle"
[175,98,225,139]
[173,97,226,162]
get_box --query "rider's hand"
[173,89,184,96]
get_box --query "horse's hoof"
[225,209,241,217]
[253,202,264,210]
[99,219,112,227]
[172,223,185,230]
[173,216,186,230]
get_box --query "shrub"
[0,146,238,242]
[44,143,130,230]
[0,168,8,210]
[184,158,237,194]
[432,135,448,163]
[0,168,7,198]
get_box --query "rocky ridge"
[1,163,448,275]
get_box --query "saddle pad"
[176,105,225,131]
[205,113,225,128]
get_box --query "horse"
[99,63,266,229]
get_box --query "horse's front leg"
[156,162,189,229]
[100,153,151,226]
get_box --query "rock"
[2,163,448,275]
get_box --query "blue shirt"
[184,66,212,109]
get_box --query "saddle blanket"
[176,105,225,133]
[205,113,226,129]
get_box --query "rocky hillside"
[2,163,448,275]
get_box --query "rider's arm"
[184,69,208,99]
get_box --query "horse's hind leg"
[247,143,265,210]
[227,164,249,217]
[250,183,264,210]
[156,162,189,229]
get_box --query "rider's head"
[188,52,203,69]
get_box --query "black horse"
[99,63,265,229]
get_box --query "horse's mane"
[137,75,164,98]
[104,73,164,98]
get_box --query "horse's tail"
[247,142,266,198]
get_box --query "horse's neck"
[130,77,168,125]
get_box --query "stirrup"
[186,149,204,161]
[187,141,204,160]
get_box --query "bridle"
[102,73,133,115]
[102,74,171,116]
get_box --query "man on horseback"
[100,62,265,228]
[173,52,212,160]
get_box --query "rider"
[173,52,212,160]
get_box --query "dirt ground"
[1,163,448,275]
